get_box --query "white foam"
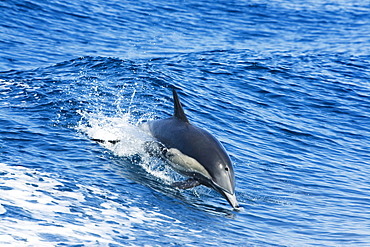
[0,163,184,245]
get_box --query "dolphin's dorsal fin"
[172,89,190,123]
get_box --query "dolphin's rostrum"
[141,89,239,209]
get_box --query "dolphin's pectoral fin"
[143,141,168,157]
[91,139,121,144]
[171,178,201,189]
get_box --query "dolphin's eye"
[225,167,229,171]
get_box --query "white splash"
[76,110,175,183]
[76,110,152,157]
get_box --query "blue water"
[1,0,370,246]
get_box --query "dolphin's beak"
[221,190,239,209]
[212,184,239,209]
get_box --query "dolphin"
[141,89,239,209]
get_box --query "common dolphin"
[141,89,239,209]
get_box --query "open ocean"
[1,0,370,246]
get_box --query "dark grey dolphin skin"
[141,89,238,209]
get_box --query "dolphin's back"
[150,117,224,154]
